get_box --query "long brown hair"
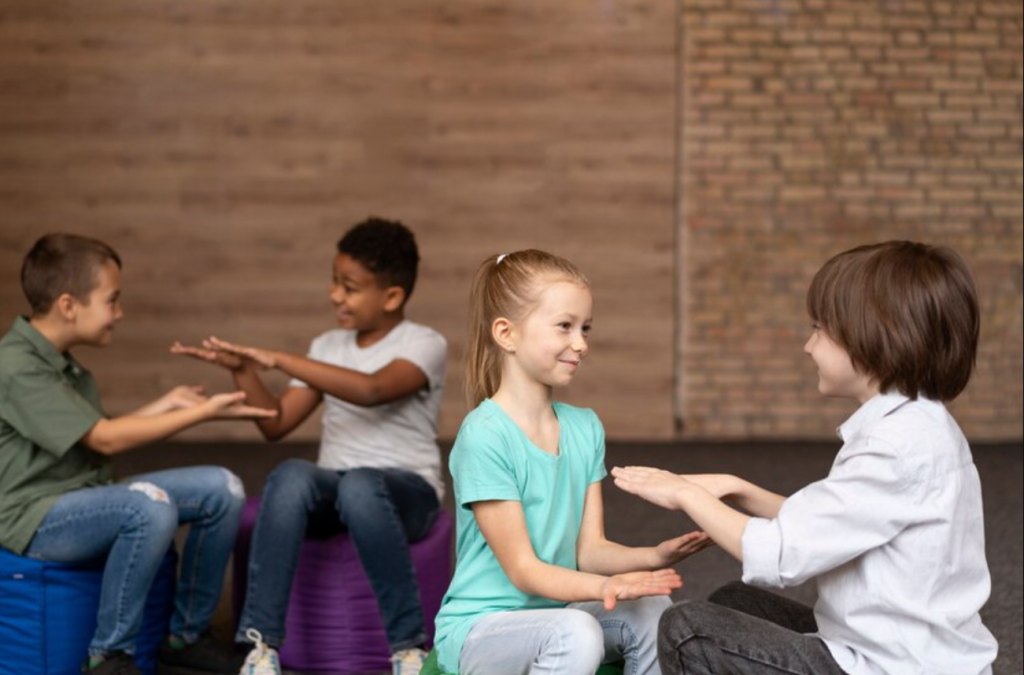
[465,250,589,407]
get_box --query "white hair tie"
[496,253,509,265]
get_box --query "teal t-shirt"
[433,399,607,674]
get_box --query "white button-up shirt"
[742,392,998,675]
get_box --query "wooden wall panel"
[0,1,677,440]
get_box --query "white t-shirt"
[289,320,447,500]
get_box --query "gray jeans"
[658,582,848,675]
[460,596,671,675]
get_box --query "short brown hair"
[806,241,979,402]
[21,233,122,315]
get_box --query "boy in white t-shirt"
[175,218,447,675]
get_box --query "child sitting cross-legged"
[613,241,999,675]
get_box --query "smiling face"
[804,325,879,404]
[72,259,123,347]
[506,279,593,389]
[328,252,403,332]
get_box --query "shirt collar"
[11,316,73,373]
[837,391,912,442]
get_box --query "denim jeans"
[235,459,440,652]
[658,582,847,675]
[459,596,671,675]
[24,466,245,658]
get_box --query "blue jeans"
[24,466,245,658]
[459,597,671,675]
[235,459,440,652]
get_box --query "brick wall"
[677,0,1023,439]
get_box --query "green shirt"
[0,317,110,554]
[433,399,607,674]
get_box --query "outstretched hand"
[655,530,715,566]
[601,569,683,611]
[171,341,248,371]
[611,466,700,511]
[202,336,278,370]
[204,391,278,419]
[160,385,208,411]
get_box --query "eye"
[557,321,571,330]
[582,324,592,336]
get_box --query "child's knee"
[264,459,317,499]
[222,468,245,500]
[707,580,750,607]
[125,482,178,537]
[268,458,313,484]
[553,610,604,672]
[336,468,387,513]
[659,600,727,643]
[626,595,673,630]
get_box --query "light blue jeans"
[24,466,245,658]
[459,596,671,675]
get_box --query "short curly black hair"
[338,217,420,303]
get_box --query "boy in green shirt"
[0,233,274,675]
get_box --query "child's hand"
[204,336,277,370]
[611,466,700,511]
[160,385,208,411]
[203,391,278,419]
[600,569,682,610]
[171,341,248,371]
[655,530,716,566]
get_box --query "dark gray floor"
[118,440,1022,675]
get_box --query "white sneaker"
[238,629,281,675]
[391,647,428,675]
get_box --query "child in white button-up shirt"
[613,241,998,675]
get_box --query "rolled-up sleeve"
[0,366,102,457]
[742,435,921,588]
[742,516,785,587]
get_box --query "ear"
[491,317,516,354]
[53,293,79,322]
[382,286,407,313]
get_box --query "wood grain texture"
[0,0,677,440]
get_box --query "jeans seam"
[679,632,813,675]
[180,507,211,639]
[110,505,147,655]
[31,503,138,540]
[599,618,639,675]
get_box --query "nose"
[330,283,344,304]
[803,332,815,355]
[572,334,588,356]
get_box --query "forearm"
[511,558,610,603]
[86,407,212,455]
[729,478,787,519]
[677,488,750,561]
[274,352,379,405]
[231,367,290,439]
[578,539,662,575]
[126,399,167,418]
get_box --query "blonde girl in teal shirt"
[433,250,712,675]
